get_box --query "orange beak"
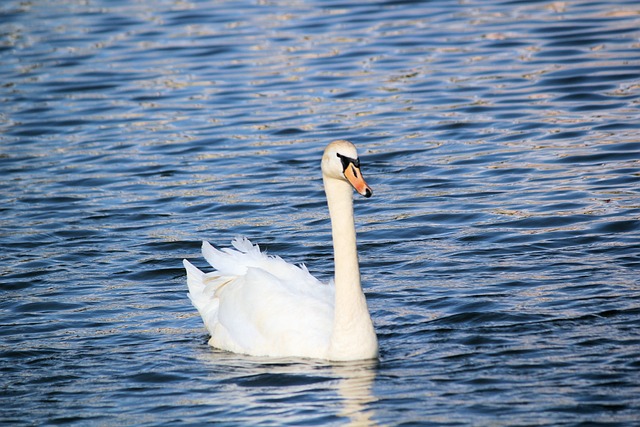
[344,163,372,198]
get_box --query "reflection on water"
[195,350,379,426]
[334,361,378,427]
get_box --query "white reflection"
[333,359,379,427]
[195,348,379,425]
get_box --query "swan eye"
[336,153,360,172]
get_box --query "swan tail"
[185,239,256,321]
[183,258,223,334]
[183,259,206,305]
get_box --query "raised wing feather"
[184,238,334,358]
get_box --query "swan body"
[183,140,377,361]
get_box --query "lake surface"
[1,0,639,425]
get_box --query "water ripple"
[2,0,640,425]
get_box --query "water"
[1,0,639,425]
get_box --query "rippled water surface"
[2,0,640,425]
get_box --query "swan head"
[322,140,372,198]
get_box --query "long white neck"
[324,176,378,361]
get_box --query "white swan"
[183,140,377,361]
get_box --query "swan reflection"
[196,349,379,425]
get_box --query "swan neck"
[324,176,377,360]
[324,178,360,287]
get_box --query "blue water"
[2,0,640,425]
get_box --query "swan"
[183,140,377,361]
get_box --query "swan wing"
[184,238,334,358]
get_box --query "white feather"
[185,238,334,359]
